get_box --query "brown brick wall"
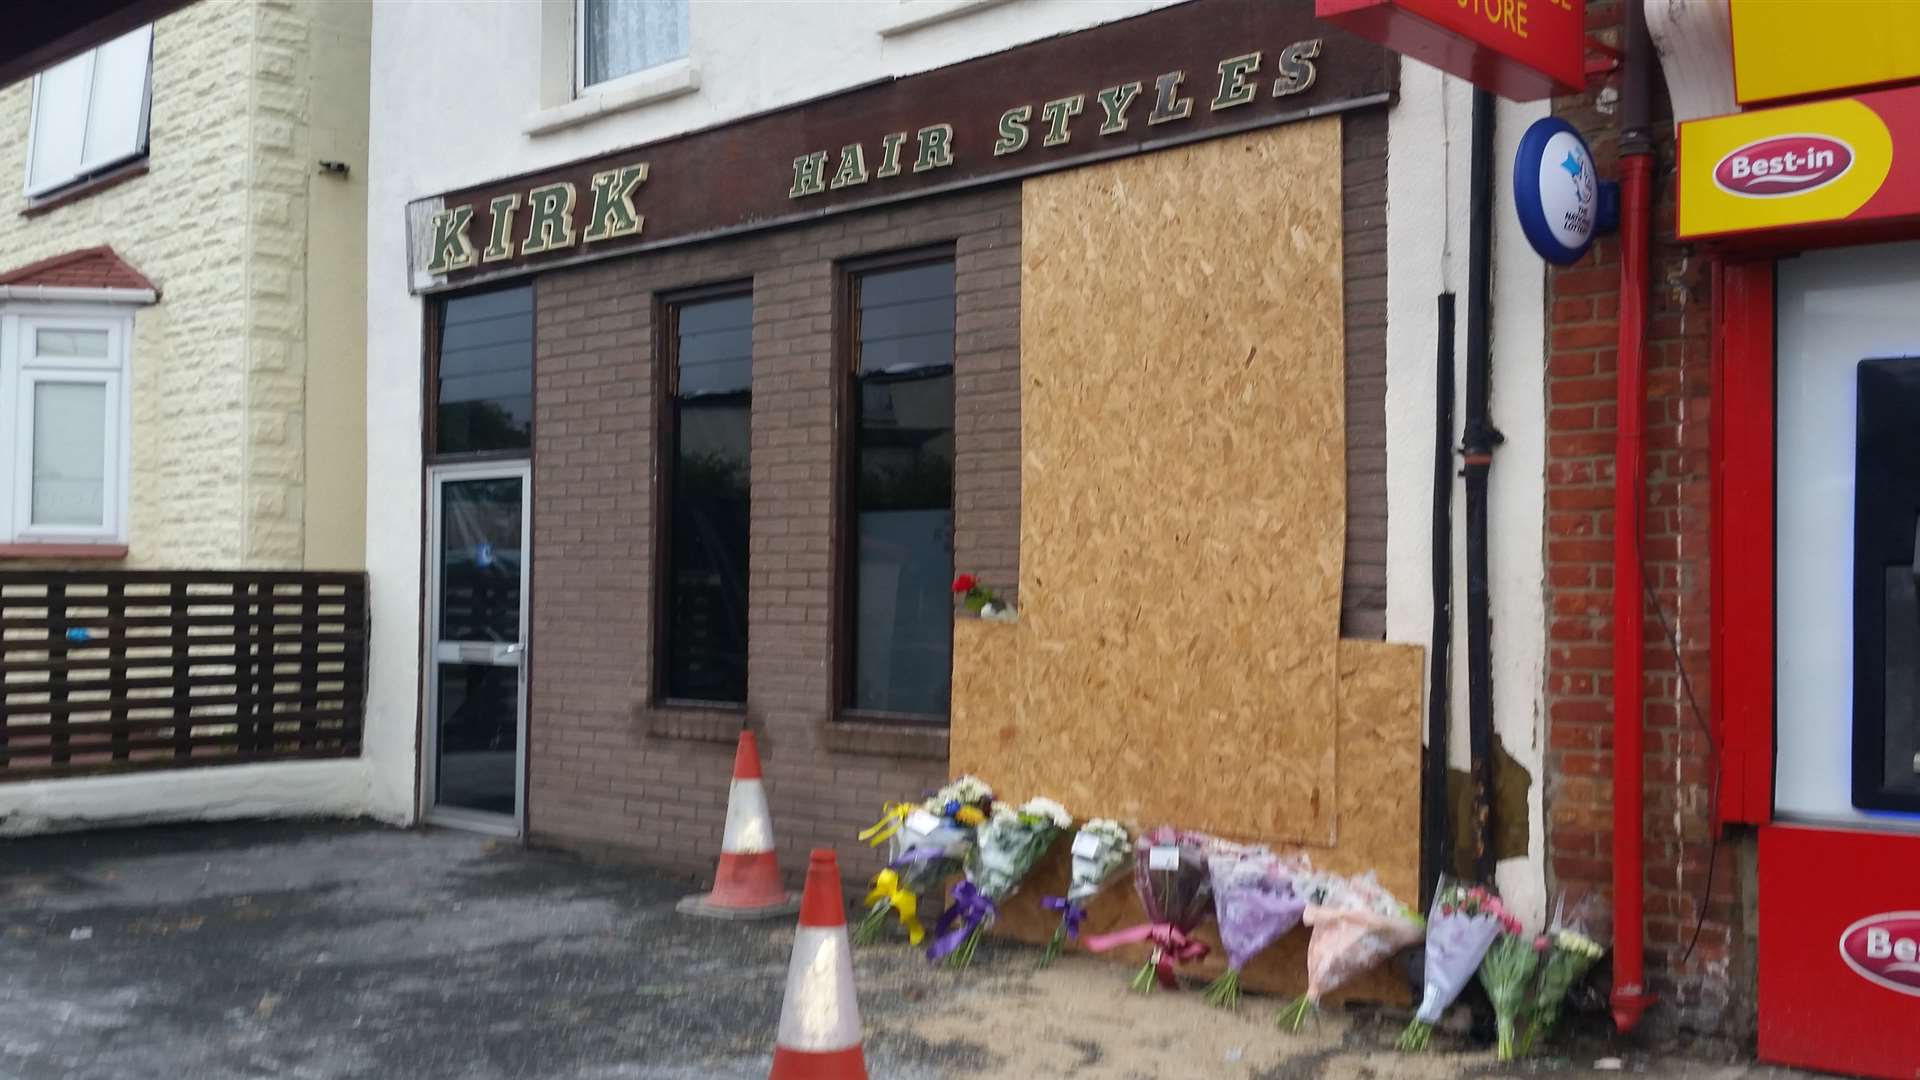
[1543,0,1750,1037]
[522,114,1392,885]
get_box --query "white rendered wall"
[364,0,1184,827]
[1383,59,1550,928]
[0,761,372,837]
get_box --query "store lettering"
[789,39,1325,201]
[1455,0,1573,39]
[426,161,650,274]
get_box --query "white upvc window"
[25,24,154,198]
[0,309,133,545]
[576,0,688,92]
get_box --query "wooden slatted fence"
[0,571,368,781]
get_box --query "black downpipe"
[1463,88,1503,885]
[1421,293,1457,910]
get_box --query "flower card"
[1072,831,1109,859]
[1148,845,1180,871]
[905,809,943,838]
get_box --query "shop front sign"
[408,0,1396,293]
[1315,0,1584,101]
[1678,84,1920,244]
[1731,0,1920,106]
[1758,825,1920,1078]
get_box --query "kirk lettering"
[427,161,649,275]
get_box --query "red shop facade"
[1536,1,1920,1073]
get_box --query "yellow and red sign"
[1732,0,1920,106]
[1679,85,1920,243]
[1316,0,1584,101]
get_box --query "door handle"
[495,642,524,664]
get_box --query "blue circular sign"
[1514,117,1602,265]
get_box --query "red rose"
[952,574,977,594]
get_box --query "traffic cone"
[771,849,868,1080]
[677,729,801,920]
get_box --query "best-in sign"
[1316,0,1585,101]
[1678,84,1920,243]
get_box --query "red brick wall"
[1544,0,1752,1037]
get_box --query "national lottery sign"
[1679,84,1920,243]
[1512,116,1608,265]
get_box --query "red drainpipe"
[1610,0,1657,1035]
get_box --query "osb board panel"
[952,638,1423,1001]
[1001,120,1349,845]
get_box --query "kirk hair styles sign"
[407,0,1396,293]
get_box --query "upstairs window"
[659,291,752,706]
[578,0,689,91]
[845,258,956,720]
[26,25,154,198]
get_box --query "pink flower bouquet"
[1277,873,1424,1031]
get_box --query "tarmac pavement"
[0,821,1821,1080]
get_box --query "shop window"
[25,25,153,199]
[844,258,956,720]
[0,313,133,544]
[1854,358,1920,812]
[433,285,534,458]
[659,291,752,706]
[578,0,689,91]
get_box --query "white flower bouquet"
[927,796,1071,969]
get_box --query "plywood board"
[960,638,1424,1002]
[987,120,1349,844]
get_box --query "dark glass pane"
[436,663,518,814]
[437,285,533,455]
[678,295,753,396]
[439,477,523,643]
[851,260,955,717]
[666,294,752,704]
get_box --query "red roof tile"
[0,246,157,294]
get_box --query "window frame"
[651,280,755,712]
[23,25,155,200]
[835,246,959,727]
[574,0,691,97]
[0,308,134,545]
[425,282,538,468]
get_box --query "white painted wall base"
[0,760,406,838]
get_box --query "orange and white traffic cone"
[770,848,868,1080]
[677,729,801,920]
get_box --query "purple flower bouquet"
[1200,851,1309,1010]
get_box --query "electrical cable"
[1638,537,1721,969]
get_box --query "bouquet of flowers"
[927,796,1072,969]
[852,776,994,946]
[1479,927,1541,1060]
[1278,872,1424,1031]
[1039,817,1131,968]
[1397,879,1516,1051]
[1517,890,1609,1055]
[1201,850,1310,1010]
[1085,826,1216,993]
[952,573,1014,620]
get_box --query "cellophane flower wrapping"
[1279,872,1424,1031]
[1396,878,1514,1051]
[928,796,1070,969]
[1519,889,1610,1055]
[1039,818,1130,968]
[1201,850,1310,1009]
[1086,825,1217,993]
[853,776,994,946]
[1478,931,1540,1061]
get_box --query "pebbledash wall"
[368,0,1558,925]
[0,0,375,835]
[1541,0,1739,1037]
